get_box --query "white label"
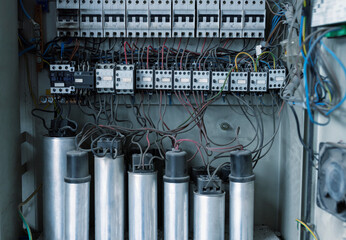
[276,76,284,82]
[199,78,208,83]
[257,80,266,85]
[75,78,83,83]
[54,83,65,87]
[103,76,113,81]
[237,80,246,84]
[181,78,190,83]
[162,78,171,82]
[143,77,152,82]
[121,78,132,82]
[218,79,225,84]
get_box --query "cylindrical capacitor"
[65,150,91,240]
[164,149,189,240]
[194,176,225,240]
[229,150,255,240]
[128,154,158,240]
[95,141,125,240]
[42,136,75,240]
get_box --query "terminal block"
[243,0,265,38]
[50,64,76,94]
[115,64,135,94]
[230,72,248,92]
[56,9,80,37]
[192,71,210,91]
[211,71,229,92]
[197,0,220,37]
[80,0,103,10]
[220,0,243,38]
[74,71,95,89]
[249,71,267,92]
[127,0,149,37]
[103,0,126,37]
[197,175,222,194]
[173,70,192,90]
[172,0,195,37]
[149,0,172,37]
[57,0,79,9]
[132,153,155,172]
[136,69,154,90]
[95,63,115,93]
[97,137,123,155]
[155,70,173,90]
[268,68,286,90]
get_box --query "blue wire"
[320,41,346,116]
[19,45,35,57]
[299,16,307,60]
[303,28,340,125]
[61,42,65,59]
[260,60,271,69]
[19,0,32,20]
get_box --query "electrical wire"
[296,219,318,240]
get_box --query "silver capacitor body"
[95,154,125,240]
[229,181,254,240]
[164,181,189,240]
[128,171,158,240]
[65,181,90,240]
[42,136,75,240]
[65,151,91,240]
[193,192,225,240]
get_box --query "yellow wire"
[235,52,257,72]
[302,17,308,55]
[256,51,276,69]
[296,219,318,240]
[43,59,50,65]
[323,83,332,104]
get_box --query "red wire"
[201,37,207,54]
[177,37,182,52]
[123,41,132,64]
[162,38,167,70]
[147,46,150,69]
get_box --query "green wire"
[18,208,33,240]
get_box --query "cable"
[235,52,257,72]
[19,0,32,20]
[296,219,318,240]
[256,51,276,69]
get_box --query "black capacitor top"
[229,149,255,183]
[65,150,89,180]
[165,148,188,178]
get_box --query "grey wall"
[0,1,21,239]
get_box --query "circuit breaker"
[249,71,267,92]
[230,71,248,92]
[268,68,286,90]
[192,71,210,91]
[127,0,149,37]
[174,70,192,90]
[95,63,115,93]
[115,64,135,94]
[80,0,103,38]
[50,64,76,94]
[220,0,243,38]
[155,70,173,90]
[136,69,155,90]
[103,0,126,38]
[243,0,266,38]
[172,0,195,37]
[149,0,172,37]
[211,71,229,92]
[197,0,220,38]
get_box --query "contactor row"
[56,0,266,38]
[49,63,285,94]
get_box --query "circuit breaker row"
[49,63,285,95]
[56,0,266,38]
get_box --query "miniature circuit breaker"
[50,64,76,94]
[268,68,286,90]
[96,63,115,93]
[243,0,266,38]
[155,70,173,90]
[136,69,154,90]
[172,0,195,37]
[149,0,172,37]
[127,0,149,38]
[103,0,126,38]
[197,0,220,38]
[80,0,103,38]
[230,71,249,92]
[211,71,230,92]
[220,0,243,38]
[249,71,267,92]
[115,64,135,94]
[173,70,192,90]
[56,0,80,37]
[192,71,210,91]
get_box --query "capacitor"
[193,175,225,240]
[229,150,255,240]
[65,150,91,240]
[164,149,189,240]
[128,153,158,240]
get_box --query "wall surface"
[0,1,21,239]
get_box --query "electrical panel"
[174,70,192,90]
[50,64,76,94]
[55,0,266,38]
[312,0,346,27]
[95,63,115,93]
